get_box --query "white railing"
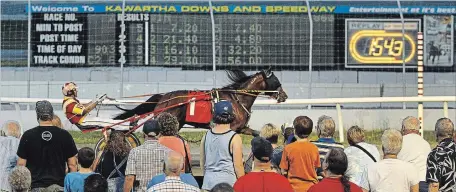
[1,96,455,142]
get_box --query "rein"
[84,89,279,134]
[111,89,277,105]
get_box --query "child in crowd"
[64,147,95,192]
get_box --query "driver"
[62,82,136,131]
[62,82,106,130]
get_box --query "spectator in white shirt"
[397,116,431,192]
[368,129,419,192]
[344,126,380,192]
[0,120,22,192]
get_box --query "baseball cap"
[36,100,54,121]
[214,100,233,116]
[251,137,273,162]
[143,119,161,137]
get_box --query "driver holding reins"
[62,82,136,131]
[62,82,107,130]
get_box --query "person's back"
[280,116,320,191]
[368,158,418,192]
[157,113,192,172]
[308,177,363,192]
[368,129,419,192]
[65,173,93,192]
[398,134,431,179]
[398,117,432,185]
[18,125,77,189]
[125,139,170,191]
[234,172,292,192]
[344,142,380,189]
[281,141,320,191]
[312,138,344,176]
[312,115,344,178]
[64,147,95,192]
[0,127,20,191]
[203,129,237,189]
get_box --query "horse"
[113,68,288,136]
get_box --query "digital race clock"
[345,19,421,68]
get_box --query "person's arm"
[279,147,288,176]
[231,134,245,179]
[80,101,98,116]
[64,175,71,192]
[184,141,191,162]
[410,183,419,192]
[67,156,77,173]
[123,175,135,192]
[199,133,206,174]
[426,152,440,192]
[124,150,136,192]
[17,157,26,166]
[64,131,78,173]
[17,132,28,166]
[428,183,439,192]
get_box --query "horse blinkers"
[261,71,288,102]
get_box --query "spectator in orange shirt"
[280,116,320,191]
[234,137,293,192]
[157,112,192,173]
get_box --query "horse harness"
[210,89,252,118]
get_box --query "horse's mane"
[222,70,254,89]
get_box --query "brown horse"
[113,68,288,136]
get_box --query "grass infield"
[69,130,439,149]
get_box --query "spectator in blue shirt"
[64,147,95,192]
[147,173,199,189]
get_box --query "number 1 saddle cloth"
[185,91,213,124]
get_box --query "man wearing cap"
[124,119,171,192]
[234,137,293,192]
[200,100,244,191]
[17,100,78,192]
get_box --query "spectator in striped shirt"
[311,115,344,178]
[147,151,199,192]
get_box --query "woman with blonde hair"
[244,123,282,173]
[344,126,380,192]
[52,115,63,128]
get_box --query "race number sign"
[345,19,421,68]
[32,13,88,65]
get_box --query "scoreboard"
[23,3,456,68]
[30,6,335,67]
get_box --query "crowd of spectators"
[0,99,455,192]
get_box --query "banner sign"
[345,19,421,68]
[424,15,454,66]
[27,4,456,15]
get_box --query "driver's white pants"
[79,114,147,131]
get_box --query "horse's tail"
[113,94,163,120]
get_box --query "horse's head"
[261,67,288,103]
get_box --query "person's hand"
[95,94,107,103]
